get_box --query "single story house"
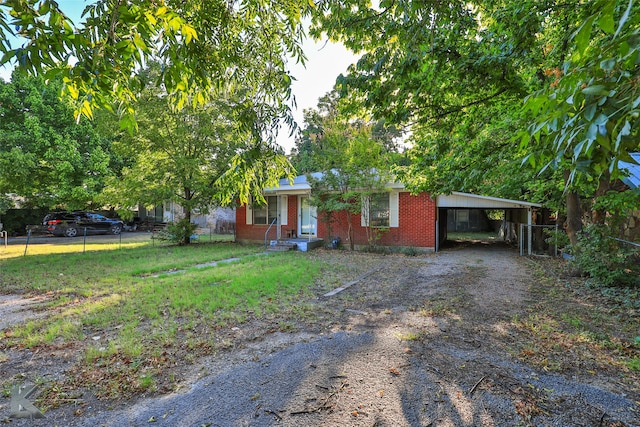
[135,202,235,234]
[235,174,542,253]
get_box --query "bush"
[544,228,570,252]
[403,246,419,257]
[572,225,640,288]
[155,219,197,245]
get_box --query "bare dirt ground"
[1,241,639,426]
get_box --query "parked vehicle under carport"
[43,212,125,237]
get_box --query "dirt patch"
[1,242,639,426]
[0,294,49,331]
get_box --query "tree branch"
[406,87,510,127]
[342,1,396,28]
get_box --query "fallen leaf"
[389,367,400,376]
[351,411,358,417]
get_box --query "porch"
[268,237,324,252]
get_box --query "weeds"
[512,258,640,381]
[0,241,327,403]
[396,332,421,341]
[627,358,640,371]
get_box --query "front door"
[299,196,317,237]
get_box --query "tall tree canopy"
[309,0,592,200]
[290,90,402,174]
[0,0,311,136]
[526,0,639,181]
[0,71,117,209]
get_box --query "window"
[369,193,390,227]
[253,196,278,225]
[362,192,399,228]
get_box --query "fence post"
[24,229,31,256]
[519,224,524,256]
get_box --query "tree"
[290,90,402,174]
[0,0,311,136]
[292,93,395,250]
[0,71,116,209]
[524,0,640,245]
[103,64,293,244]
[307,1,586,198]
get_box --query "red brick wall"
[236,196,300,242]
[317,192,436,249]
[237,192,436,249]
[236,204,274,241]
[283,195,298,238]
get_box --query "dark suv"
[43,212,125,237]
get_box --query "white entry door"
[299,196,317,236]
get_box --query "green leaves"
[581,85,610,96]
[0,0,311,130]
[104,63,294,216]
[0,73,117,209]
[525,0,640,186]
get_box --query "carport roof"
[436,192,541,209]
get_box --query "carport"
[436,192,542,254]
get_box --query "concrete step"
[267,241,298,252]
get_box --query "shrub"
[403,246,419,257]
[544,228,570,252]
[155,219,197,245]
[572,225,640,288]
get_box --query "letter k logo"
[10,384,45,419]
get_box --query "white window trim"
[361,191,399,228]
[246,196,253,224]
[389,191,399,228]
[248,195,280,225]
[280,195,288,225]
[361,196,370,227]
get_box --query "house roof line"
[264,174,541,209]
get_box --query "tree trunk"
[183,208,192,246]
[564,171,582,247]
[182,187,193,245]
[345,211,354,251]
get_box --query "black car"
[43,212,125,237]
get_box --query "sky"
[0,1,359,153]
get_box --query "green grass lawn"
[0,240,323,401]
[0,232,235,259]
